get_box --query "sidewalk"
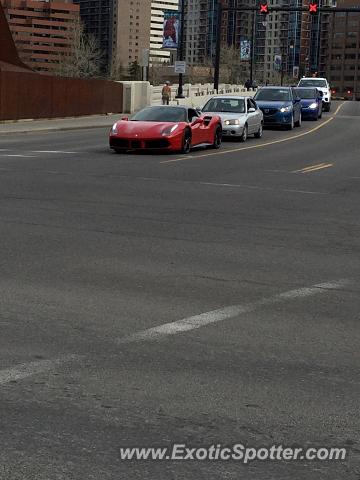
[0,113,124,135]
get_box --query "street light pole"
[214,1,222,92]
[176,0,185,98]
[249,9,256,85]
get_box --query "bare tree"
[148,61,164,85]
[56,18,102,78]
[109,59,128,81]
[220,46,242,84]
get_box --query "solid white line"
[118,279,350,343]
[0,354,80,385]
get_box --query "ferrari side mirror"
[191,117,204,126]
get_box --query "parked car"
[201,96,264,142]
[297,77,331,112]
[294,87,323,120]
[253,86,302,130]
[109,106,222,154]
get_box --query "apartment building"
[254,12,282,82]
[150,0,178,64]
[1,0,80,72]
[183,0,218,64]
[114,0,151,68]
[253,0,314,84]
[75,0,152,72]
[319,0,360,96]
[72,0,113,71]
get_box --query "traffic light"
[309,2,318,14]
[259,1,269,14]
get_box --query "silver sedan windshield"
[203,98,245,113]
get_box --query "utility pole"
[176,0,186,98]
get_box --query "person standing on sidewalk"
[161,81,172,105]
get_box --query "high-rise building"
[114,0,152,69]
[319,0,360,97]
[1,0,80,72]
[73,0,114,71]
[254,10,287,83]
[254,0,314,84]
[75,0,152,72]
[183,0,218,65]
[150,0,178,64]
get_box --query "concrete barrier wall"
[120,81,151,114]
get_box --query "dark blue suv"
[253,86,302,130]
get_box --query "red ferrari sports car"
[109,105,222,154]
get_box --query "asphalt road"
[0,101,359,480]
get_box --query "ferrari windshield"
[131,107,187,122]
[202,98,245,113]
[298,79,327,88]
[254,88,291,101]
[295,88,318,99]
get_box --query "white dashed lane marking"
[0,355,81,385]
[0,150,78,158]
[118,279,351,343]
[31,150,78,154]
[0,154,36,158]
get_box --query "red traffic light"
[309,2,318,13]
[259,2,269,14]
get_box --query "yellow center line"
[294,162,327,173]
[298,163,333,173]
[160,102,345,165]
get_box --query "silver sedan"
[200,96,264,142]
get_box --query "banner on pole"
[162,10,180,49]
[274,54,282,71]
[240,39,251,60]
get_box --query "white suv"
[297,77,331,112]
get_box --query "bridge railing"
[151,83,248,106]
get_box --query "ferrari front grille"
[110,138,129,148]
[144,139,170,149]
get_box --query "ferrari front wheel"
[211,127,222,149]
[181,129,192,154]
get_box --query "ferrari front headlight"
[162,124,179,136]
[111,123,118,134]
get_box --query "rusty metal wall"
[0,71,123,120]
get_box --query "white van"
[297,78,331,112]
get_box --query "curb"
[0,122,117,135]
